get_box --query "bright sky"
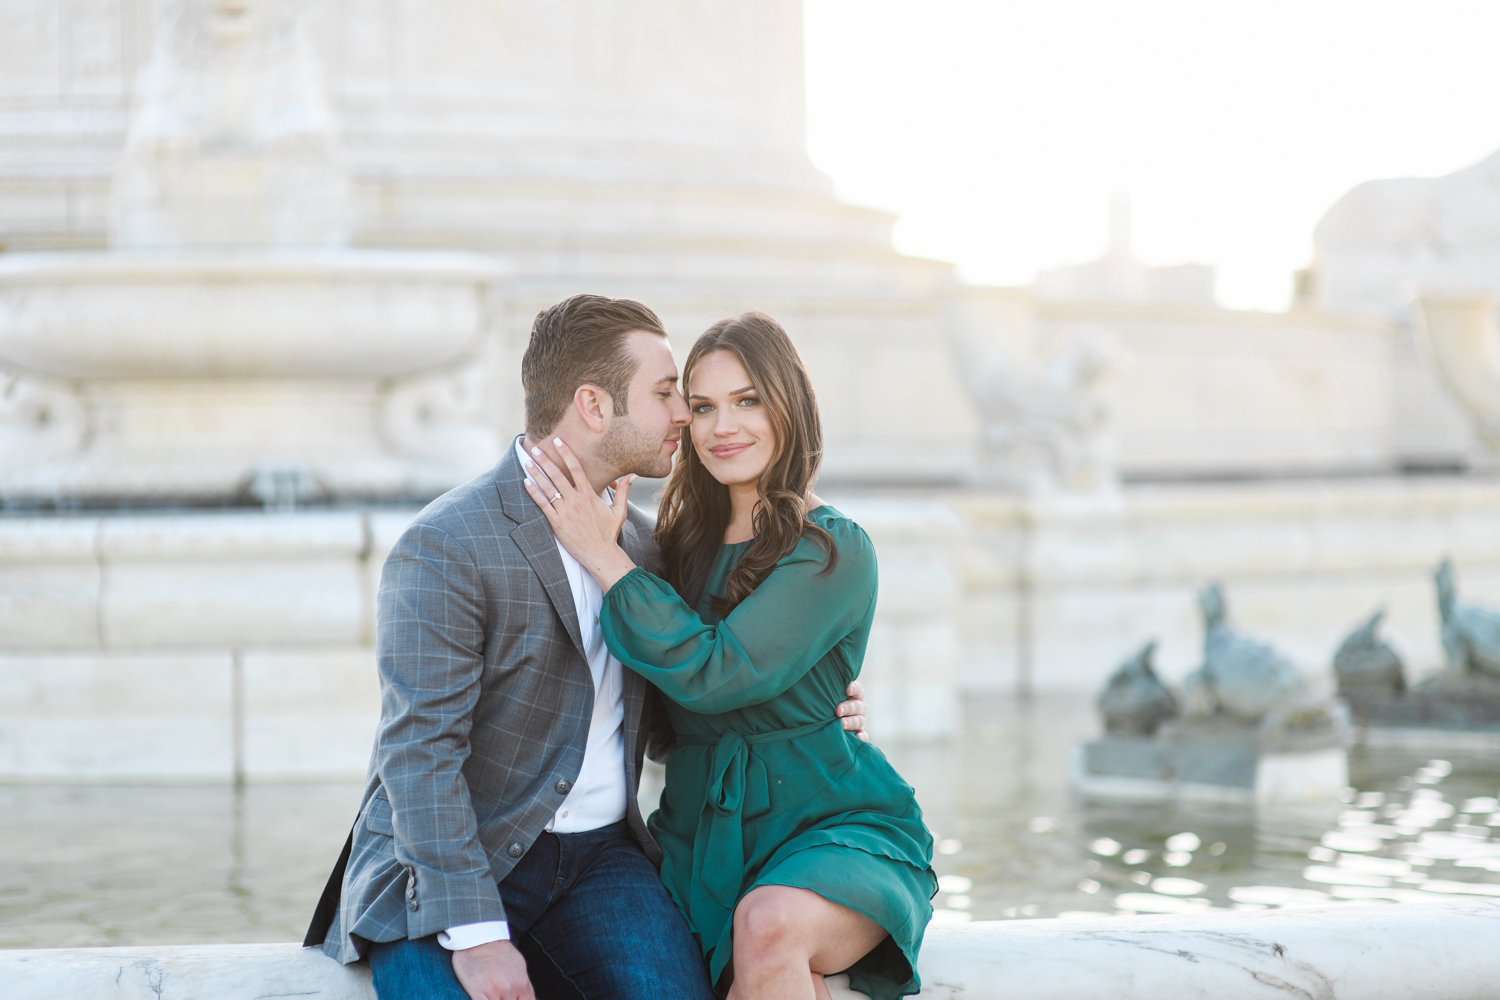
[803,0,1500,311]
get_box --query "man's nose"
[670,391,690,425]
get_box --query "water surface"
[2,696,1496,948]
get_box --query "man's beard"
[597,414,673,480]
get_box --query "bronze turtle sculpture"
[1195,581,1311,722]
[1436,558,1500,678]
[1097,639,1178,736]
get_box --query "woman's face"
[687,349,777,490]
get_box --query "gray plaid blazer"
[306,443,663,963]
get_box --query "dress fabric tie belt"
[676,717,841,929]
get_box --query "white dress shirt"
[440,440,630,950]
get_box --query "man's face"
[596,330,689,479]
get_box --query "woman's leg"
[726,885,887,1000]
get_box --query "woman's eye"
[737,396,760,407]
[692,403,713,415]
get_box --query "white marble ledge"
[826,496,969,538]
[1118,478,1500,522]
[0,249,512,285]
[936,478,1500,543]
[366,509,425,552]
[1037,299,1393,333]
[0,518,100,561]
[4,901,1497,999]
[0,512,377,564]
[98,512,369,560]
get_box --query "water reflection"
[2,696,1498,947]
[900,699,1500,927]
[0,783,362,948]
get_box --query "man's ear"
[574,384,611,433]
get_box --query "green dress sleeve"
[599,519,877,714]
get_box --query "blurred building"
[1034,194,1216,307]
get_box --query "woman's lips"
[710,443,749,458]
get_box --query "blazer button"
[508,842,524,858]
[555,779,572,794]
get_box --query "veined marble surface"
[899,899,1500,998]
[4,901,1496,999]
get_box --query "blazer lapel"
[496,444,588,660]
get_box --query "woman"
[523,312,935,1000]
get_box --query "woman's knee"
[732,886,813,960]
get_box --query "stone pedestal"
[1074,707,1351,805]
[1349,671,1500,733]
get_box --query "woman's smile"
[687,349,777,490]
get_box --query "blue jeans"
[367,822,714,1000]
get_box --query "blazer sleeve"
[372,521,507,932]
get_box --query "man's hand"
[451,939,534,1000]
[837,680,869,742]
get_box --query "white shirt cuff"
[438,921,511,950]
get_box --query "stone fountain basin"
[0,251,507,379]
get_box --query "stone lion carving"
[110,0,351,248]
[380,316,505,478]
[1311,145,1500,312]
[957,333,1117,494]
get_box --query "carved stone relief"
[0,369,88,478]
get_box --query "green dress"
[600,505,936,999]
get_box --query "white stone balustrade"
[4,901,1497,999]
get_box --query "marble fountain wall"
[5,474,1498,781]
[3,1,1500,780]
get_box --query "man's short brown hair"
[521,294,669,437]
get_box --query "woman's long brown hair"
[655,311,836,613]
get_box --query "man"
[305,294,866,999]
